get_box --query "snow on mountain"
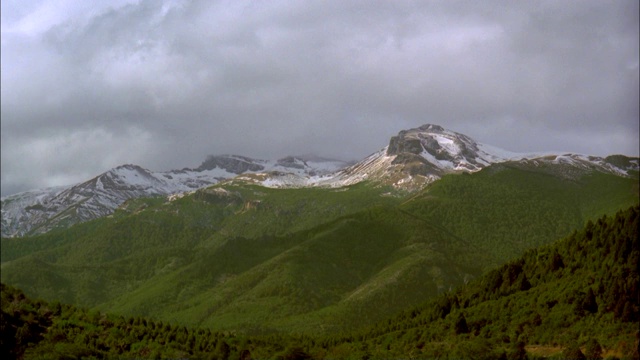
[249,124,528,190]
[2,124,637,237]
[1,186,69,238]
[251,124,638,190]
[1,156,349,238]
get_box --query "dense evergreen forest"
[2,205,638,359]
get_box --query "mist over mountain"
[3,1,638,201]
[2,2,639,357]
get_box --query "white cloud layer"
[2,0,638,196]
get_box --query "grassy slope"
[1,165,638,334]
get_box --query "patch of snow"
[420,150,455,170]
[95,177,104,191]
[476,143,559,162]
[432,134,461,155]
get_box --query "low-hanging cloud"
[2,0,638,196]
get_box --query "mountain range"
[0,155,348,238]
[1,123,639,359]
[1,123,638,336]
[2,124,637,238]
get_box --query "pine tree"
[454,313,469,335]
[508,341,527,360]
[215,340,230,360]
[562,344,586,360]
[584,339,603,360]
[583,288,598,314]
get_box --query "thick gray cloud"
[2,0,638,196]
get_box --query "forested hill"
[335,205,640,359]
[2,206,638,359]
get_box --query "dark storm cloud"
[2,0,638,196]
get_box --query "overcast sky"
[2,0,638,196]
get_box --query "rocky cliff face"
[386,124,493,171]
[197,155,266,173]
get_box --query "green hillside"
[1,165,637,334]
[325,205,640,359]
[400,163,639,267]
[2,206,638,359]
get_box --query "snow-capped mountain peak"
[386,124,498,171]
[274,124,638,191]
